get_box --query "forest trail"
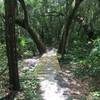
[33,49,88,100]
[35,49,68,100]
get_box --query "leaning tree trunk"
[58,0,84,56]
[15,18,46,55]
[17,0,46,55]
[4,0,20,90]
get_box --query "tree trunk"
[17,0,46,55]
[58,0,84,56]
[4,0,20,90]
[15,19,46,55]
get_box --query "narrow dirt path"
[33,49,89,100]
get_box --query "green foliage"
[74,60,89,78]
[0,1,4,14]
[90,92,100,100]
[0,43,7,72]
[19,65,42,100]
[74,38,100,78]
[17,36,37,57]
[0,43,8,98]
[21,77,40,100]
[88,39,100,78]
[18,36,27,47]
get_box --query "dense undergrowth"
[74,39,100,79]
[60,37,100,99]
[16,63,42,100]
[0,43,7,74]
[0,42,41,99]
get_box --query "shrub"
[74,38,100,79]
[0,43,7,72]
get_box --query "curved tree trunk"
[58,0,84,56]
[15,18,46,55]
[17,0,46,55]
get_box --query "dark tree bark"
[4,0,20,90]
[17,0,46,55]
[58,0,84,56]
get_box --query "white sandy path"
[37,49,69,100]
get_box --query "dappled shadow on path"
[35,49,88,100]
[58,68,89,100]
[36,49,67,100]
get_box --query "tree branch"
[18,0,28,25]
[17,0,46,54]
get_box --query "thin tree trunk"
[58,0,84,56]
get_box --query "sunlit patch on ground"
[37,49,68,100]
[35,49,89,100]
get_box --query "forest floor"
[0,49,95,100]
[59,64,89,100]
